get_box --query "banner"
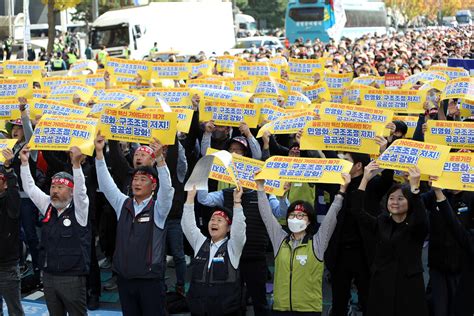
[288,58,325,81]
[384,74,405,89]
[42,76,84,91]
[0,139,18,162]
[459,99,474,119]
[300,120,386,154]
[207,148,285,196]
[187,79,231,91]
[392,115,419,139]
[403,71,449,87]
[144,88,193,109]
[32,88,49,99]
[352,76,385,88]
[255,77,289,96]
[252,94,279,107]
[151,62,189,80]
[342,84,371,104]
[187,61,214,79]
[30,98,91,119]
[0,79,31,98]
[0,99,21,120]
[191,87,252,104]
[325,72,353,89]
[360,88,427,113]
[29,115,98,156]
[173,108,194,133]
[89,101,123,118]
[320,102,394,125]
[429,65,469,79]
[229,77,257,93]
[424,120,474,150]
[199,101,261,128]
[98,108,177,145]
[432,153,474,191]
[303,82,331,103]
[259,104,287,124]
[85,73,116,89]
[94,89,145,109]
[234,61,281,79]
[440,77,474,101]
[376,139,451,176]
[105,56,152,81]
[257,111,316,138]
[255,156,353,185]
[285,91,312,109]
[329,88,344,104]
[216,56,238,73]
[447,58,474,76]
[49,83,95,104]
[3,60,44,82]
[69,60,98,75]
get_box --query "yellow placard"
[89,101,123,118]
[31,89,49,99]
[216,56,238,73]
[29,115,98,156]
[172,108,194,133]
[229,77,257,93]
[207,148,285,196]
[151,62,190,80]
[85,73,116,89]
[288,81,304,94]
[187,79,231,91]
[0,139,20,162]
[199,101,261,128]
[0,79,31,98]
[320,102,394,125]
[392,115,419,139]
[459,99,474,119]
[329,88,344,104]
[303,82,331,103]
[49,83,95,106]
[324,72,353,89]
[424,120,474,150]
[259,103,287,124]
[255,156,353,185]
[288,58,325,81]
[342,84,371,104]
[429,65,469,80]
[352,76,385,88]
[94,89,144,109]
[0,99,21,120]
[252,94,280,107]
[285,91,311,109]
[98,108,177,145]
[3,61,45,82]
[432,153,474,192]
[254,77,289,96]
[42,76,84,91]
[191,87,252,104]
[105,56,152,81]
[30,98,91,119]
[234,61,281,79]
[257,110,316,138]
[144,88,193,108]
[301,120,386,155]
[440,77,474,101]
[69,60,98,75]
[186,61,214,79]
[359,88,427,113]
[376,139,451,176]
[403,71,449,87]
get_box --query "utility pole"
[92,0,99,21]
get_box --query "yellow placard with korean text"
[94,89,144,109]
[3,60,45,82]
[342,84,371,104]
[199,101,261,128]
[303,82,331,103]
[41,76,84,91]
[392,115,419,139]
[49,83,95,103]
[301,120,386,155]
[187,79,232,91]
[351,76,385,88]
[28,115,98,156]
[429,65,469,80]
[324,72,353,89]
[254,77,289,96]
[288,58,325,81]
[0,139,19,163]
[459,99,474,119]
[31,89,49,99]
[216,56,239,73]
[207,148,285,196]
[0,79,31,98]
[329,88,344,104]
[285,91,311,109]
[432,153,474,192]
[252,94,280,107]
[440,77,474,101]
[0,99,21,120]
[191,87,252,104]
[320,102,394,125]
[186,61,214,79]
[234,61,281,79]
[173,108,194,133]
[143,88,193,109]
[105,57,152,81]
[259,103,287,124]
[85,74,116,89]
[229,77,257,93]
[151,62,190,80]
[359,88,427,113]
[257,111,316,138]
[29,98,91,119]
[376,139,451,176]
[424,120,474,150]
[98,108,177,145]
[255,156,353,185]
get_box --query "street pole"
[92,0,99,21]
[23,0,30,60]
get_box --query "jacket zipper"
[289,246,296,311]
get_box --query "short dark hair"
[383,183,413,214]
[132,166,158,182]
[286,200,316,235]
[347,152,371,168]
[393,120,408,136]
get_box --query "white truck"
[235,13,257,37]
[89,2,236,60]
[455,10,472,26]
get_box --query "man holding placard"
[95,132,174,315]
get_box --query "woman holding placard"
[254,173,350,315]
[351,162,428,316]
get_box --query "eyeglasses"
[288,213,307,220]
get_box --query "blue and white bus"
[285,0,388,43]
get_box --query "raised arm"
[227,188,247,269]
[2,149,21,219]
[94,132,128,216]
[197,189,224,207]
[181,188,207,255]
[352,161,380,232]
[239,122,262,160]
[19,147,50,214]
[19,97,37,161]
[313,173,350,260]
[70,147,90,227]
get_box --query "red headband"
[294,204,306,213]
[212,210,232,225]
[0,174,5,181]
[136,146,156,159]
[52,178,74,188]
[133,171,157,184]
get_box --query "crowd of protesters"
[0,25,473,316]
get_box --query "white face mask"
[422,60,431,66]
[287,218,308,233]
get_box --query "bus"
[285,0,388,43]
